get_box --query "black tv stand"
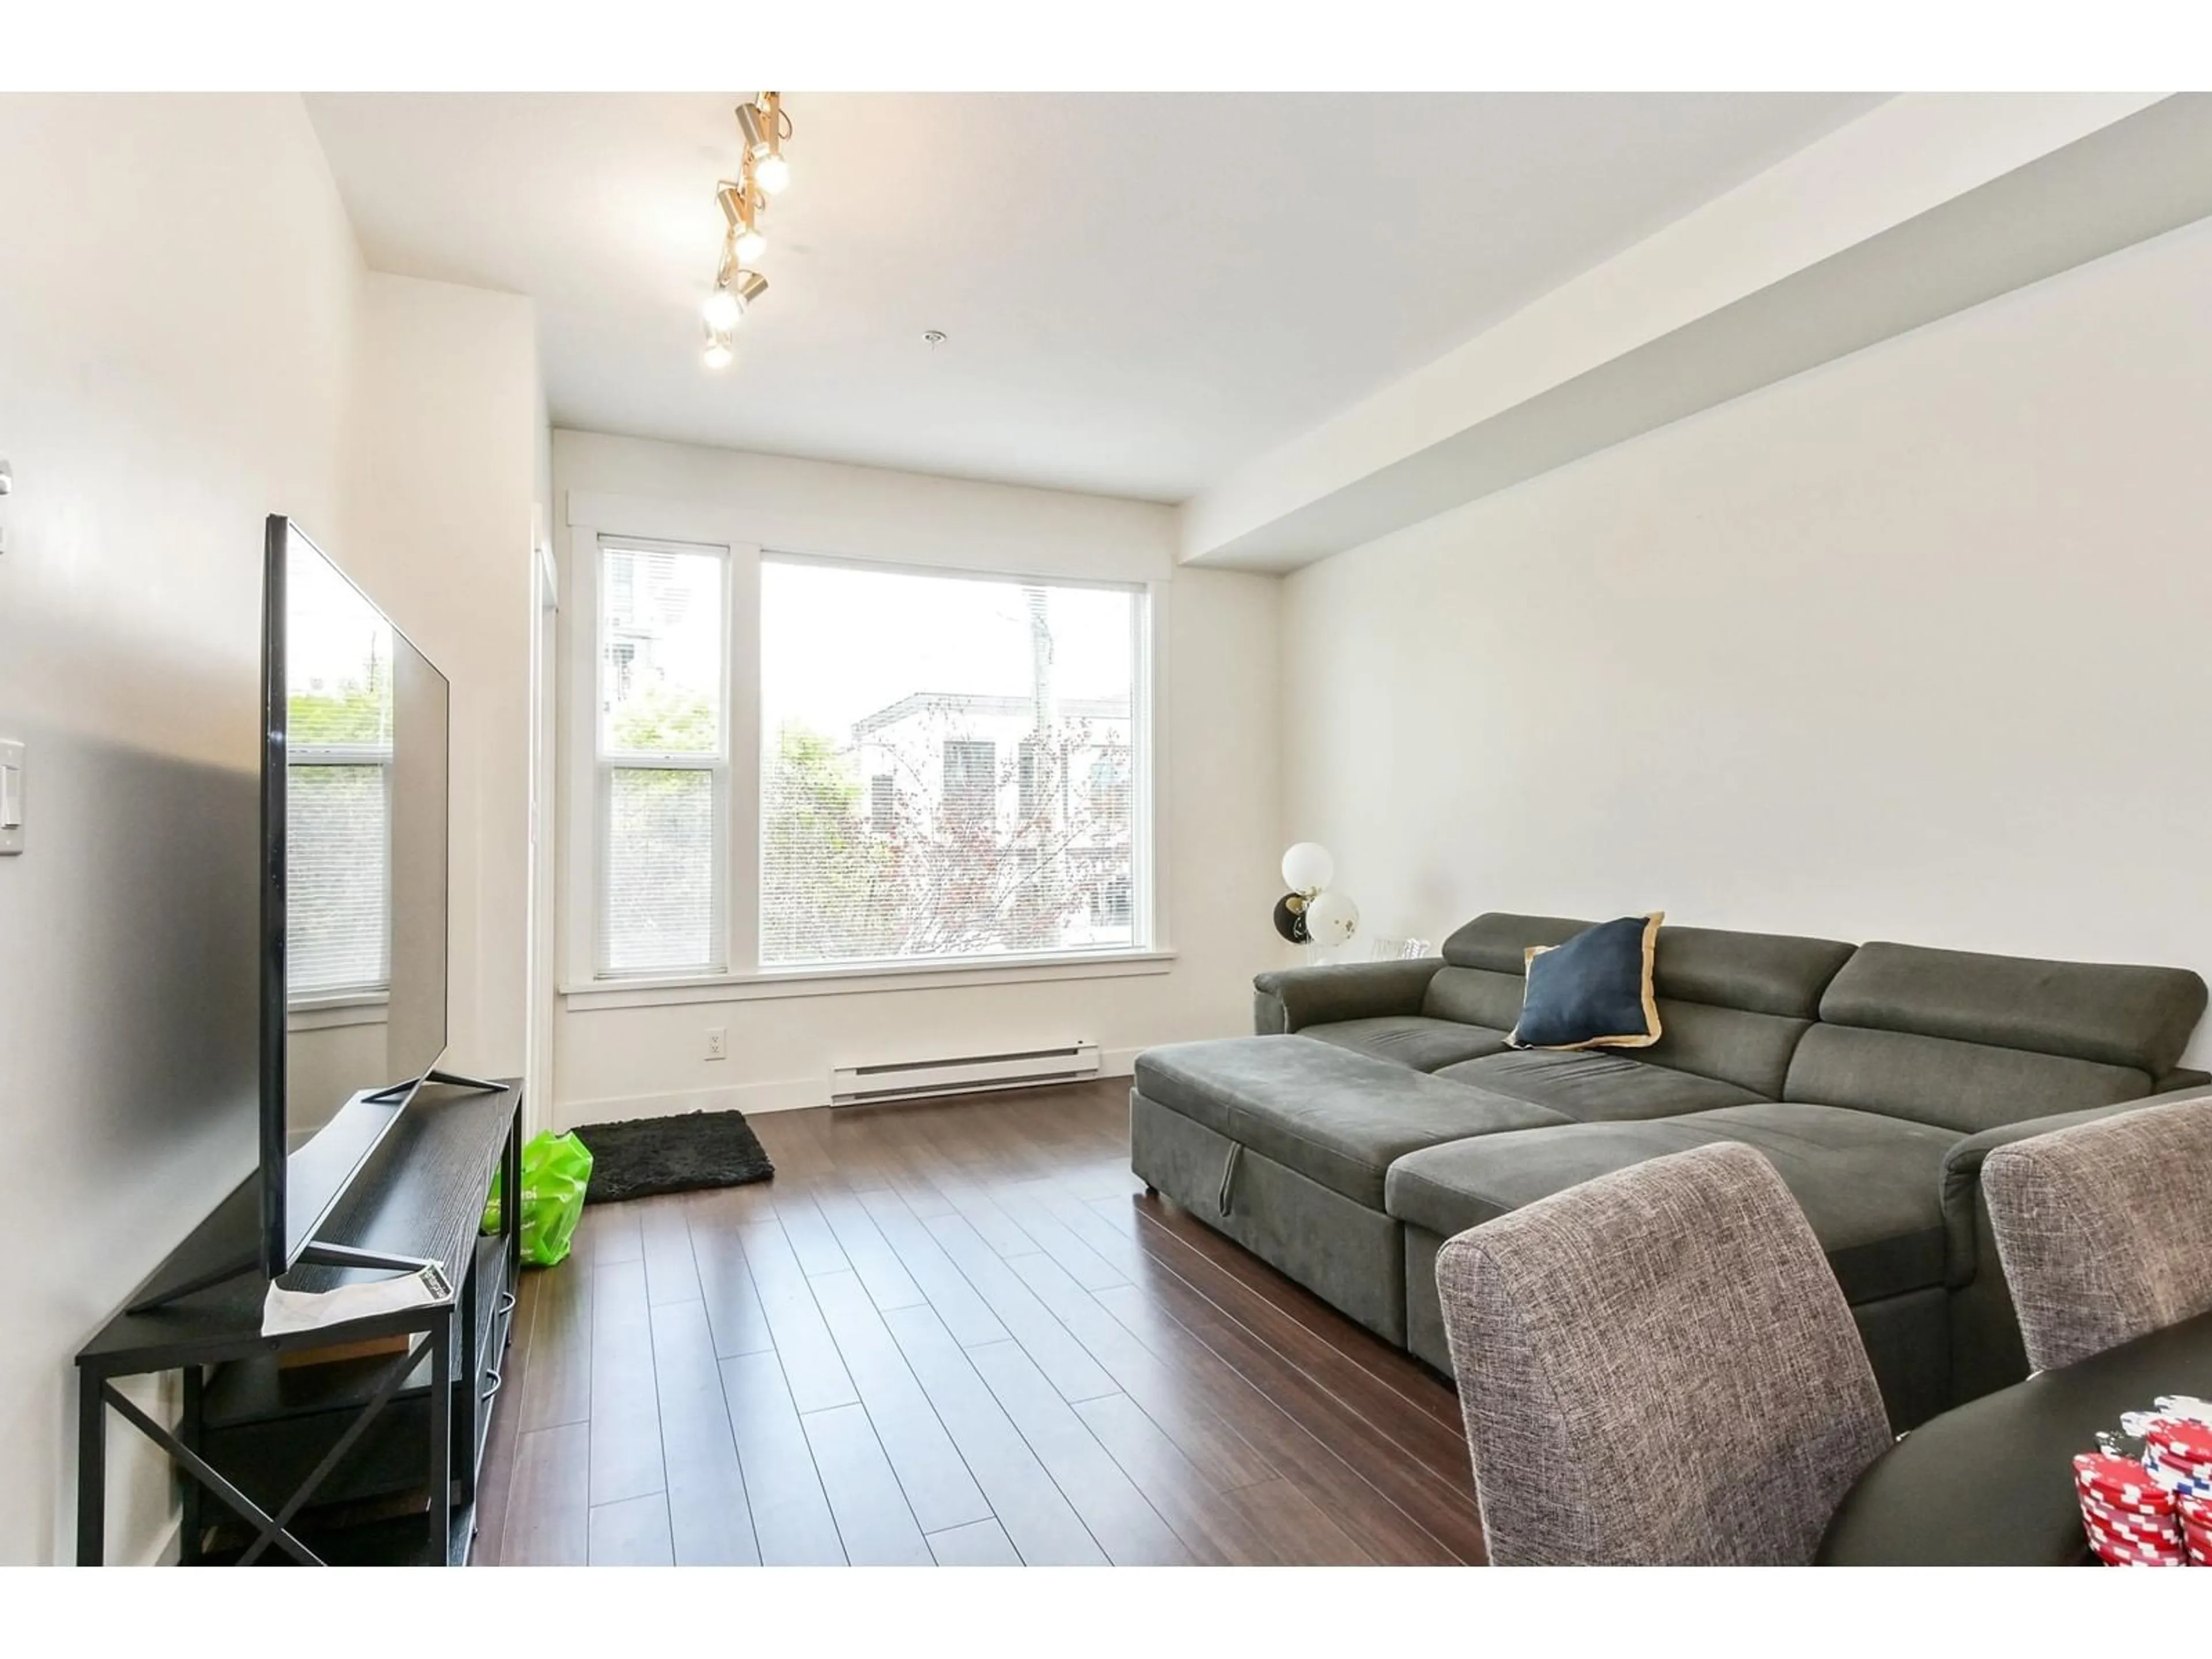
[78,1080,524,1565]
[129,1236,459,1316]
[125,1071,510,1315]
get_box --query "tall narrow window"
[286,550,394,1001]
[596,541,728,976]
[759,558,1147,968]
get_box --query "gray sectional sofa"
[1130,912,2209,1428]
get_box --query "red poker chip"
[2081,1488,2175,1520]
[2079,1504,2185,1548]
[2075,1453,2160,1493]
[2079,1531,2185,1566]
[2146,1437,2212,1469]
[2147,1418,2212,1461]
[2084,1520,2188,1560]
[2149,1454,2212,1484]
[2080,1505,2180,1543]
[2146,1459,2212,1482]
[2081,1509,2181,1548]
[2077,1477,2172,1511]
[2075,1466,2174,1509]
[2075,1476,2173,1517]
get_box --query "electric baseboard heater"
[828,1041,1101,1107]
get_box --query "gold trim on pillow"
[1507,912,1665,1051]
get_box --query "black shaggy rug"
[574,1110,775,1205]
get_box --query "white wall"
[0,97,543,1565]
[551,432,1281,1123]
[1283,215,2212,1069]
[343,274,540,1081]
[0,94,365,1565]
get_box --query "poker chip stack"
[2074,1453,2187,1566]
[2143,1415,2212,1500]
[2182,1495,2212,1567]
[2141,1416,2212,1566]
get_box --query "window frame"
[559,501,1173,1007]
[590,536,734,979]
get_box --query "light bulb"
[702,284,745,332]
[755,153,790,194]
[734,225,767,263]
[703,336,734,370]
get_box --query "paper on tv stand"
[262,1262,453,1338]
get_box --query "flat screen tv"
[260,516,462,1278]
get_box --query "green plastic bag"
[482,1131,594,1268]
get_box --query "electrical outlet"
[704,1026,727,1062]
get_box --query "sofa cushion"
[1784,1023,2153,1135]
[1435,1047,1765,1122]
[1441,912,1592,973]
[1651,926,1855,1019]
[1637,998,1810,1100]
[1819,941,2207,1077]
[1132,1036,1569,1209]
[1301,1016,1512,1073]
[1510,914,1664,1050]
[1422,964,1527,1031]
[1384,1103,1956,1304]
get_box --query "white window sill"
[287,993,390,1031]
[560,948,1178,1010]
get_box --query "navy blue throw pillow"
[1508,914,1664,1051]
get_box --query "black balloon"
[1272,892,1309,944]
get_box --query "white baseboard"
[556,1047,1139,1129]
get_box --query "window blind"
[285,551,395,1002]
[286,762,391,997]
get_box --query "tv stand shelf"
[74,1079,524,1566]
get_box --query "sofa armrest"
[1940,1083,2212,1288]
[1252,957,1445,1035]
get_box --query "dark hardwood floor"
[472,1078,1484,1566]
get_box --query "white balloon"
[1306,889,1359,946]
[1281,842,1334,896]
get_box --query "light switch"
[0,740,22,854]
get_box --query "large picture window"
[760,558,1146,969]
[579,536,1153,988]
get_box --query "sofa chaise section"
[1130,1035,1567,1343]
[1387,1104,1960,1425]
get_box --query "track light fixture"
[700,93,793,369]
[738,91,791,194]
[717,181,767,264]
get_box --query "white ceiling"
[306,92,1887,503]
